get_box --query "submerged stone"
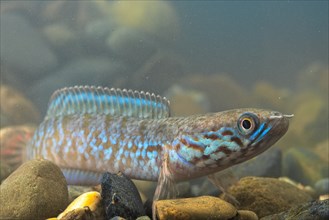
[0,159,68,220]
[228,177,312,218]
[101,172,145,220]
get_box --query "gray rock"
[107,27,156,67]
[0,159,68,220]
[283,147,328,186]
[101,172,145,220]
[261,199,329,220]
[315,178,329,196]
[0,13,58,78]
[28,57,130,115]
[233,147,282,178]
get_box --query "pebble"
[228,176,312,218]
[101,172,145,220]
[0,159,68,220]
[315,178,329,196]
[0,13,58,78]
[155,196,237,220]
[68,185,100,203]
[237,210,259,220]
[56,191,103,220]
[260,199,329,220]
[107,27,156,67]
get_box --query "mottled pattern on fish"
[27,86,290,186]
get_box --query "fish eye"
[238,113,258,135]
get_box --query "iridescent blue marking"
[185,136,205,148]
[252,125,272,146]
[104,148,112,160]
[250,122,265,141]
[142,149,147,158]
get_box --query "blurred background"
[1,1,328,188]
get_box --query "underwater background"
[0,1,328,219]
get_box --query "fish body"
[27,86,290,186]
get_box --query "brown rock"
[155,195,237,220]
[228,177,312,218]
[0,159,68,220]
[0,85,40,127]
[237,210,259,220]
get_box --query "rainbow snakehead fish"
[26,86,292,200]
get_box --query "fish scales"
[27,86,291,190]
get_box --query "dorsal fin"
[45,86,171,119]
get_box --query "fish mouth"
[250,112,291,149]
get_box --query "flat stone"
[0,13,58,78]
[0,159,68,220]
[228,177,312,218]
[155,196,238,220]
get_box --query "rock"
[283,147,328,186]
[110,1,180,42]
[315,178,329,196]
[0,159,68,220]
[0,85,40,127]
[182,74,250,111]
[136,216,151,220]
[233,148,282,178]
[101,172,145,220]
[155,196,238,220]
[0,162,12,184]
[43,23,76,47]
[228,177,312,218]
[68,185,100,203]
[285,90,327,148]
[251,81,289,110]
[278,177,317,198]
[107,27,156,67]
[165,85,210,116]
[110,217,126,220]
[314,139,329,163]
[28,57,130,115]
[0,13,58,78]
[58,207,94,220]
[57,191,103,220]
[0,125,36,181]
[260,199,329,220]
[237,210,258,220]
[133,180,157,202]
[132,50,186,92]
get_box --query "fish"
[26,85,292,203]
